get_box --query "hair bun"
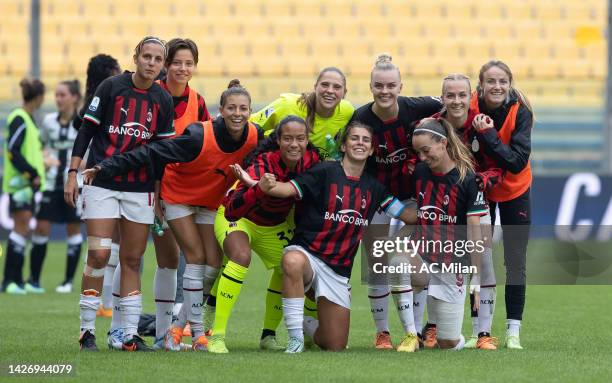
[375,53,393,65]
[228,79,241,88]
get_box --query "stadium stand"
[0,0,608,173]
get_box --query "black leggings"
[489,188,531,321]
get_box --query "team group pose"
[1,33,532,353]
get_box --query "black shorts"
[9,192,34,213]
[36,190,81,223]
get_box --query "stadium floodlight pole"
[30,0,41,78]
[606,0,612,174]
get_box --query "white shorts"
[427,294,464,341]
[82,185,155,224]
[163,201,216,224]
[425,262,467,305]
[284,245,351,309]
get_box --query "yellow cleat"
[397,333,419,352]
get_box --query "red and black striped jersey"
[158,80,211,122]
[411,163,488,265]
[432,110,503,187]
[223,149,320,226]
[82,72,174,192]
[289,161,403,278]
[351,96,442,200]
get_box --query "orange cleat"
[183,323,192,337]
[476,336,499,350]
[96,305,112,318]
[192,335,208,351]
[423,325,438,349]
[374,331,393,350]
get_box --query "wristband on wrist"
[67,168,78,174]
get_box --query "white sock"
[303,316,319,338]
[472,317,479,337]
[426,294,437,325]
[102,244,119,309]
[283,297,304,340]
[450,334,465,351]
[507,319,521,337]
[183,264,205,338]
[79,293,100,334]
[413,288,427,333]
[392,286,416,334]
[155,267,177,339]
[173,302,182,317]
[478,287,496,335]
[202,265,219,300]
[120,294,142,340]
[368,285,390,333]
[110,263,122,332]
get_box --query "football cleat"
[423,324,438,349]
[182,322,192,337]
[374,331,393,350]
[80,330,98,351]
[397,333,419,352]
[122,335,154,352]
[107,328,124,350]
[284,337,305,354]
[207,335,229,354]
[505,334,523,350]
[477,336,499,350]
[164,326,183,352]
[96,304,112,318]
[464,336,478,349]
[260,335,285,351]
[55,282,73,294]
[192,335,209,351]
[5,282,26,295]
[25,282,45,293]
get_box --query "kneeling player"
[247,122,415,352]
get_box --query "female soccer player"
[430,74,503,350]
[351,54,442,350]
[70,54,121,315]
[82,80,260,351]
[470,60,533,350]
[148,37,211,347]
[209,115,320,353]
[250,67,353,155]
[409,117,488,350]
[1,78,45,295]
[27,80,83,294]
[65,36,175,352]
[244,122,414,353]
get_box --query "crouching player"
[240,122,415,352]
[400,117,487,350]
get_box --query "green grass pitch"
[1,241,611,382]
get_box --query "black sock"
[505,285,526,321]
[65,242,82,283]
[469,293,478,317]
[261,329,276,339]
[206,294,217,307]
[29,242,48,285]
[10,236,26,286]
[2,241,17,289]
